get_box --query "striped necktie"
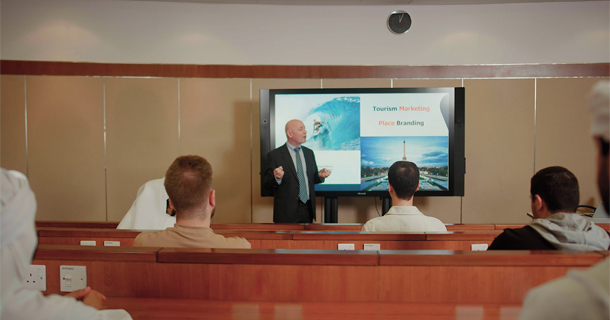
[294,147,308,203]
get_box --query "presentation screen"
[260,87,465,197]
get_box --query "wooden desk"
[35,221,610,233]
[32,245,606,304]
[36,221,119,229]
[495,223,610,231]
[105,298,524,320]
[37,228,500,250]
[37,228,142,246]
[211,223,305,231]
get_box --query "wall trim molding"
[1,60,608,79]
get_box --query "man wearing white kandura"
[0,168,132,320]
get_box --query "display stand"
[382,197,392,216]
[324,197,338,223]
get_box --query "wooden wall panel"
[105,78,179,222]
[1,75,27,174]
[4,63,606,224]
[27,76,106,221]
[535,77,609,208]
[180,78,252,223]
[251,79,322,223]
[461,79,535,224]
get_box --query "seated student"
[133,155,251,248]
[488,166,610,251]
[518,81,610,320]
[361,161,447,232]
[0,169,132,320]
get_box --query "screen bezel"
[260,87,465,197]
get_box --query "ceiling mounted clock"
[387,10,412,35]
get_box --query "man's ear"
[209,189,216,207]
[532,194,545,211]
[167,198,176,216]
[416,183,420,192]
[388,183,394,194]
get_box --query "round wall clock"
[387,10,412,34]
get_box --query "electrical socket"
[60,265,87,292]
[337,243,355,250]
[363,243,381,251]
[24,265,47,291]
[471,244,489,251]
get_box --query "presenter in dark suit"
[264,120,331,223]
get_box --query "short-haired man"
[133,155,250,248]
[517,81,610,320]
[361,161,447,232]
[488,166,610,250]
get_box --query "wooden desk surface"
[35,221,610,232]
[425,231,501,241]
[292,231,427,240]
[34,244,605,266]
[158,247,380,265]
[33,244,160,262]
[36,221,120,229]
[38,228,141,238]
[211,223,305,231]
[105,298,523,320]
[36,228,502,241]
[378,250,605,266]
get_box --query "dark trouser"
[295,200,313,223]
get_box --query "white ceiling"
[122,0,605,5]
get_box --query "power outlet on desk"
[471,244,489,251]
[364,243,381,251]
[60,265,87,292]
[24,265,46,291]
[338,243,355,250]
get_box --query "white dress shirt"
[361,206,447,232]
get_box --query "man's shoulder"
[211,231,252,248]
[133,228,174,246]
[489,225,555,250]
[267,144,288,157]
[361,216,386,231]
[500,225,543,238]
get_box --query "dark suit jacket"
[263,144,324,223]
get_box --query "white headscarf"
[0,169,132,320]
[116,178,176,230]
[588,81,610,141]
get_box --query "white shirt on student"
[361,206,447,232]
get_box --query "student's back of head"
[388,161,419,200]
[164,155,213,217]
[530,166,579,214]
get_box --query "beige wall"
[1,75,27,175]
[1,75,606,223]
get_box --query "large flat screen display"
[260,87,465,197]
